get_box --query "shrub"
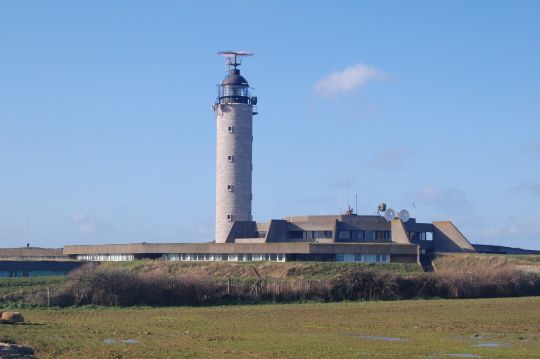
[6,262,537,307]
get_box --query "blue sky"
[0,0,539,249]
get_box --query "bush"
[7,263,539,307]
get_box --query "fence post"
[47,286,50,307]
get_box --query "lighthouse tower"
[214,51,257,243]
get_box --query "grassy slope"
[106,260,422,279]
[433,253,540,273]
[1,297,539,358]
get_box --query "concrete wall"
[391,219,411,244]
[63,242,418,256]
[225,221,257,243]
[432,221,476,253]
[265,220,288,243]
[215,103,253,243]
[0,247,65,260]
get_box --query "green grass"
[2,297,539,358]
[0,276,65,295]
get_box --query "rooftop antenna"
[217,50,254,71]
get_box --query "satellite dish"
[398,209,410,222]
[384,208,395,222]
[377,202,387,212]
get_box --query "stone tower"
[214,51,257,243]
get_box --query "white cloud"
[522,139,540,155]
[513,180,540,196]
[370,145,411,170]
[314,64,386,98]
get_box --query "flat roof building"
[0,52,483,269]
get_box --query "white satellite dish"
[384,208,395,222]
[398,209,410,222]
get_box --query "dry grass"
[110,260,422,279]
[433,253,540,273]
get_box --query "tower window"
[228,155,233,162]
[227,185,233,192]
[227,214,233,221]
[228,126,234,133]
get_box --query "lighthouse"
[214,51,257,243]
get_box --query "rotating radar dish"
[217,51,254,69]
[217,50,254,57]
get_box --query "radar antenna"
[217,50,254,70]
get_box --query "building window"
[364,254,376,263]
[311,231,333,239]
[338,231,351,239]
[227,185,233,192]
[288,231,303,239]
[227,214,233,221]
[364,231,376,241]
[228,155,233,162]
[228,126,234,133]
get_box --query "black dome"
[222,74,249,86]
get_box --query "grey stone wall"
[215,103,253,243]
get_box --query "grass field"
[0,277,64,294]
[1,297,539,358]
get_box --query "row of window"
[286,230,392,241]
[336,254,390,263]
[288,231,333,239]
[166,253,286,262]
[409,232,433,241]
[338,231,391,241]
[76,254,135,262]
[221,85,250,98]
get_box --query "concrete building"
[0,51,491,271]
